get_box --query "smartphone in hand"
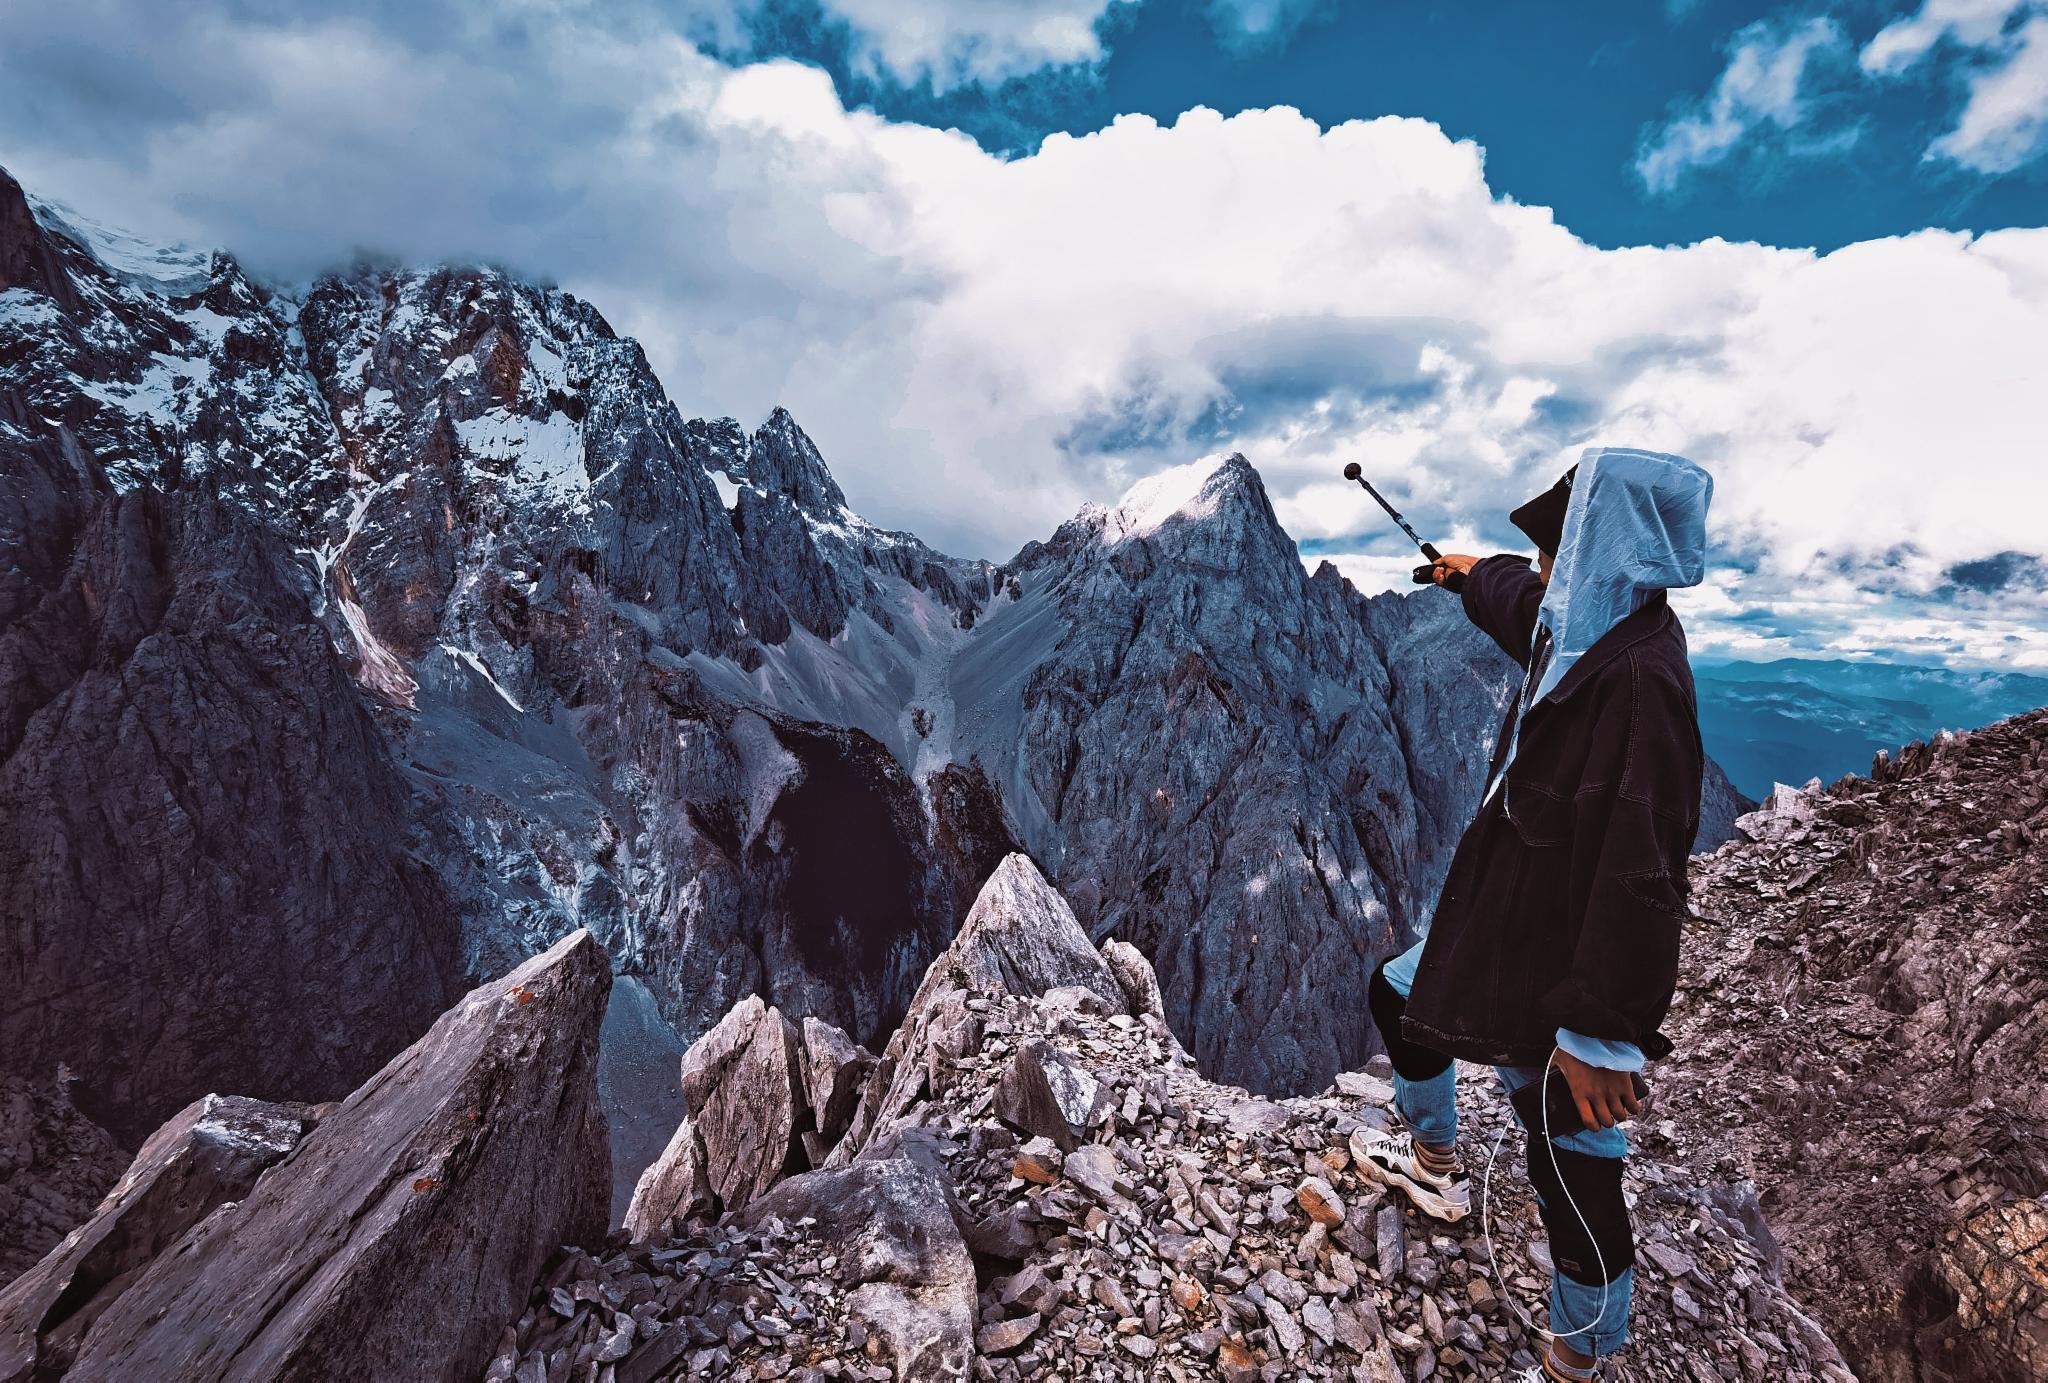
[1509,1067,1650,1138]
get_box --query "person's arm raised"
[1438,554,1544,666]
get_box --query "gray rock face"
[57,929,611,1383]
[743,1157,976,1379]
[677,996,803,1215]
[0,1095,308,1381]
[0,1078,125,1288]
[0,467,466,1146]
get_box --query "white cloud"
[1863,0,2048,173]
[1635,16,1848,193]
[818,0,1116,86]
[1930,17,2048,171]
[4,3,2046,665]
[1861,0,2031,74]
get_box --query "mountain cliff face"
[1660,708,2048,1381]
[949,459,1514,1094]
[0,177,468,1150]
[2,162,1748,1248]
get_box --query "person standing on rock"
[1351,448,1713,1382]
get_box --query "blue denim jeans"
[1381,940,1634,1357]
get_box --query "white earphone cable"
[1478,1047,1611,1351]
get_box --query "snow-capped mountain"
[0,165,1742,1171]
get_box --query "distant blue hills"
[1694,658,2048,801]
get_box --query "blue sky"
[1,0,2044,666]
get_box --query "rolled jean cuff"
[1393,1067,1458,1146]
[1551,1264,1632,1358]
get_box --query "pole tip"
[1342,462,1362,481]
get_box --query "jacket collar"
[1536,590,1673,709]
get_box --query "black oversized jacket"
[1401,554,1704,1066]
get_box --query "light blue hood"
[1489,447,1712,799]
[1530,447,1713,704]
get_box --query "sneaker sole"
[1353,1148,1471,1224]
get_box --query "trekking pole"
[1342,462,1445,583]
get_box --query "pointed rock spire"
[51,930,612,1383]
[912,853,1128,1016]
[744,406,849,516]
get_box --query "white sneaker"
[1508,1358,1600,1382]
[1349,1127,1471,1223]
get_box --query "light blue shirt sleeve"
[1556,1028,1645,1072]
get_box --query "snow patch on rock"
[1099,453,1233,543]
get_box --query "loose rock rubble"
[505,856,1852,1381]
[1666,707,2048,1381]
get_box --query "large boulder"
[624,997,880,1236]
[621,1117,713,1242]
[801,1016,874,1146]
[742,1157,975,1380]
[992,1039,1105,1152]
[55,930,611,1382]
[0,1095,308,1380]
[914,854,1127,1016]
[678,996,803,1214]
[1100,937,1167,1021]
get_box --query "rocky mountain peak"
[1,169,83,312]
[1057,452,1290,566]
[737,405,851,517]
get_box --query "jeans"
[1381,940,1634,1358]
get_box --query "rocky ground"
[496,855,1852,1382]
[1660,707,2048,1381]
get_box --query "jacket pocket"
[1621,867,1692,918]
[1503,778,1571,848]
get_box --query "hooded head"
[1526,447,1712,705]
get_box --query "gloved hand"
[1411,553,1478,592]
